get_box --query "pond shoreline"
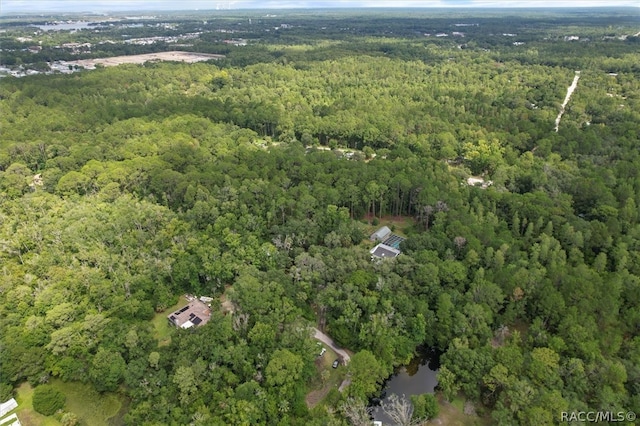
[370,347,441,424]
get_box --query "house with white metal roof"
[370,226,392,242]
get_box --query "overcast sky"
[2,0,638,13]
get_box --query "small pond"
[370,347,440,425]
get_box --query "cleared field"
[66,51,225,69]
[14,380,124,426]
[51,380,122,426]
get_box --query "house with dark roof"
[370,243,401,259]
[167,300,212,329]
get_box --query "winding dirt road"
[313,328,351,364]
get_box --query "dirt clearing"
[66,51,224,69]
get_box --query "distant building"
[370,243,401,259]
[370,226,392,242]
[466,177,493,189]
[223,38,247,46]
[168,300,212,329]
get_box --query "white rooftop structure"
[370,226,392,241]
[180,320,195,329]
[0,399,18,418]
[0,413,21,426]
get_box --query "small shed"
[370,226,392,242]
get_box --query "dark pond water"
[370,347,440,425]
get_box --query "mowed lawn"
[14,382,58,426]
[15,380,124,426]
[151,295,188,346]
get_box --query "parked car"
[319,347,326,357]
[332,359,339,368]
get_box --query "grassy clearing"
[432,393,492,426]
[50,380,122,426]
[14,383,58,426]
[363,215,415,236]
[451,395,465,411]
[151,295,188,346]
[305,344,347,408]
[14,380,124,426]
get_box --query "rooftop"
[382,233,405,249]
[370,226,392,241]
[0,398,18,418]
[167,300,211,329]
[370,243,401,259]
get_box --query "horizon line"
[3,5,640,14]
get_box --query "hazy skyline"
[2,0,639,14]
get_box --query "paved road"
[313,328,351,364]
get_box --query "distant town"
[2,14,637,77]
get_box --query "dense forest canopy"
[1,8,639,426]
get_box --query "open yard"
[151,296,188,347]
[14,380,125,426]
[305,344,347,409]
[14,383,58,426]
[364,215,415,237]
[431,394,492,426]
[51,380,122,426]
